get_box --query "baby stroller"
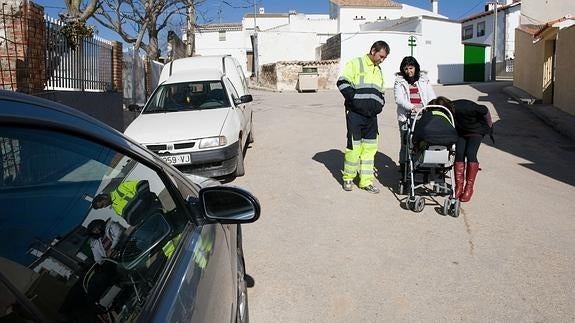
[398,104,461,217]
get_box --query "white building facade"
[330,0,445,33]
[460,0,521,63]
[351,15,464,86]
[193,0,466,88]
[192,23,251,77]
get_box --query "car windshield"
[143,80,230,113]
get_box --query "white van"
[124,55,254,178]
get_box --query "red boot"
[454,162,465,199]
[460,162,480,202]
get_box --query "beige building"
[513,0,575,116]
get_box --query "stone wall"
[259,59,340,92]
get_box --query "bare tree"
[62,0,100,22]
[93,0,202,60]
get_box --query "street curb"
[503,86,575,143]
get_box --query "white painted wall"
[337,4,446,33]
[242,15,289,31]
[194,29,251,76]
[504,8,521,59]
[361,16,422,33]
[520,0,575,25]
[338,18,464,88]
[257,32,319,64]
[421,18,465,84]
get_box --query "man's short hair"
[371,40,390,55]
[92,193,109,209]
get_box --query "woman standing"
[394,56,436,172]
[429,97,493,202]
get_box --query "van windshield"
[143,81,230,113]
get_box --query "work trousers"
[343,111,379,187]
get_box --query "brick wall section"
[0,1,46,93]
[144,58,154,98]
[321,34,341,60]
[112,41,123,91]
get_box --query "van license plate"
[161,154,191,165]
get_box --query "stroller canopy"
[413,109,458,147]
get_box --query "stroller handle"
[409,104,456,133]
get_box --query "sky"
[33,0,488,46]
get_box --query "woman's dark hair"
[87,219,106,238]
[399,56,421,83]
[428,96,454,112]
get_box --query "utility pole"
[490,1,498,81]
[408,35,417,56]
[186,1,196,57]
[253,0,259,83]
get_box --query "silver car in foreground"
[0,90,259,322]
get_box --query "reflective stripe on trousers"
[342,137,378,187]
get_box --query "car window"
[223,78,240,102]
[0,126,189,322]
[143,81,230,113]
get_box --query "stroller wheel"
[442,199,450,216]
[408,196,425,213]
[451,200,461,218]
[443,198,461,217]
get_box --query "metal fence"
[44,15,113,91]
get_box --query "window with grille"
[477,22,486,37]
[463,25,473,40]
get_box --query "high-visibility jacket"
[162,233,183,259]
[110,180,140,217]
[337,54,385,118]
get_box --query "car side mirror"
[233,94,253,105]
[198,186,260,223]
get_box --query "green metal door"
[464,44,486,82]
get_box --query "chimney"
[431,0,438,14]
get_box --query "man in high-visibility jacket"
[337,41,390,193]
[92,179,158,224]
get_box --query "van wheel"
[235,141,245,177]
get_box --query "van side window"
[0,126,189,322]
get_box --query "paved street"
[233,81,575,322]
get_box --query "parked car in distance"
[0,90,260,322]
[124,55,254,179]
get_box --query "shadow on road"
[312,149,398,190]
[313,149,344,185]
[469,82,575,187]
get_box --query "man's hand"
[108,248,120,259]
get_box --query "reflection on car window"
[0,127,188,322]
[143,81,230,113]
